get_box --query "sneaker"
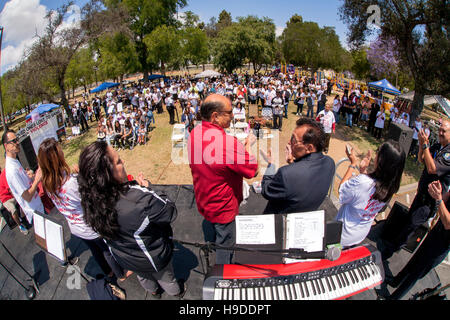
[19,224,29,235]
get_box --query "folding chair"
[171,124,186,149]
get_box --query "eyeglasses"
[290,134,305,146]
[219,110,233,115]
[6,137,18,145]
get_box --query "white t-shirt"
[337,174,386,247]
[5,156,44,223]
[47,175,98,240]
[317,110,336,133]
[413,121,422,141]
[332,99,341,112]
[375,112,385,129]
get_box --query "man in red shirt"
[188,94,258,264]
[0,168,28,234]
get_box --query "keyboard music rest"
[203,244,384,300]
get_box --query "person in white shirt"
[374,111,386,139]
[3,130,44,225]
[272,91,284,131]
[337,141,406,248]
[410,116,423,158]
[316,104,336,154]
[332,95,342,123]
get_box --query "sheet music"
[236,215,276,245]
[44,219,65,261]
[284,211,325,264]
[33,212,45,239]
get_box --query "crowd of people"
[0,71,448,301]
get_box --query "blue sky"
[0,0,350,75]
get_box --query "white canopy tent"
[194,70,223,79]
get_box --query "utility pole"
[0,27,7,131]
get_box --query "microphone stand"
[0,241,39,300]
[172,239,332,272]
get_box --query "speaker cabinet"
[387,122,414,155]
[380,201,410,242]
[17,136,38,171]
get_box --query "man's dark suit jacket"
[262,152,335,214]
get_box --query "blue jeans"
[333,111,340,123]
[306,107,314,118]
[284,104,289,118]
[346,113,353,127]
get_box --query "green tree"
[183,27,210,69]
[280,16,350,74]
[350,48,371,80]
[103,0,187,82]
[339,0,450,121]
[236,16,276,74]
[144,25,181,76]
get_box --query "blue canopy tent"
[25,104,60,121]
[142,74,167,82]
[368,79,401,96]
[90,82,120,94]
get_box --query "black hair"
[296,117,326,152]
[369,140,406,203]
[78,141,129,240]
[2,129,15,146]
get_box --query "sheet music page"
[33,212,45,239]
[236,215,276,245]
[284,211,325,264]
[44,219,66,261]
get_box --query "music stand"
[33,211,68,264]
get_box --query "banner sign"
[17,109,65,154]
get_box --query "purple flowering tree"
[366,36,400,86]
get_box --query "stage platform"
[0,185,442,300]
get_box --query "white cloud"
[0,0,47,73]
[0,0,83,74]
[0,0,47,46]
[276,26,285,38]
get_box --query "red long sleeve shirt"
[188,122,258,224]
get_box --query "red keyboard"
[203,244,384,300]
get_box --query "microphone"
[285,246,342,261]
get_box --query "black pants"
[203,220,236,265]
[157,102,163,114]
[273,114,283,130]
[79,112,89,132]
[78,236,124,278]
[296,103,304,115]
[167,105,175,124]
[373,127,383,139]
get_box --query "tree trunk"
[143,70,149,83]
[410,90,424,125]
[60,80,74,126]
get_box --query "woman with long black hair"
[77,142,185,299]
[336,141,406,248]
[37,138,128,280]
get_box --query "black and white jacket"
[107,182,177,278]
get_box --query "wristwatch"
[436,199,443,207]
[423,143,430,150]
